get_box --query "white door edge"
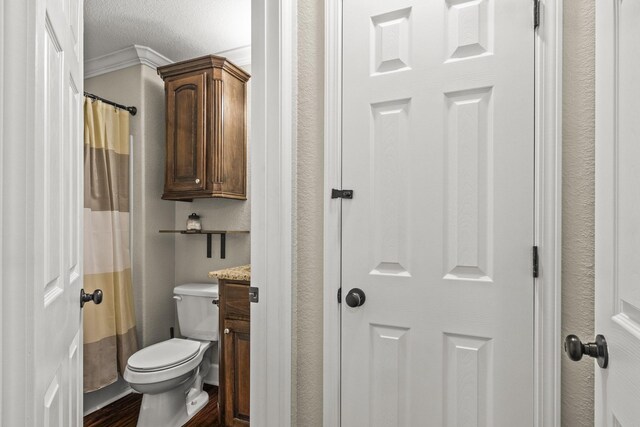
[322,1,564,426]
[0,0,4,419]
[322,0,343,423]
[2,1,41,423]
[250,0,296,426]
[533,1,563,426]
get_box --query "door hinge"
[249,287,259,303]
[331,189,353,199]
[534,0,540,29]
[337,288,342,303]
[533,246,539,278]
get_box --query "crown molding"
[85,44,251,79]
[214,45,251,67]
[84,45,173,79]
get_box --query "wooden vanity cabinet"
[158,55,250,201]
[218,279,250,426]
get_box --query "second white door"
[595,1,640,425]
[341,0,536,425]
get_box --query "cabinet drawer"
[222,282,250,320]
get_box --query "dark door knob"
[564,334,609,369]
[81,289,103,308]
[345,288,366,308]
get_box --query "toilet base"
[135,375,209,427]
[186,389,209,418]
[136,384,190,427]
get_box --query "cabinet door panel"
[165,72,206,193]
[223,320,250,426]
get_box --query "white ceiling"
[84,0,251,62]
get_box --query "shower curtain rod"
[84,92,137,116]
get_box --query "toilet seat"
[128,339,201,372]
[124,339,211,385]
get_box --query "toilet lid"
[127,339,201,372]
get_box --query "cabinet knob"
[224,328,230,335]
[195,178,201,184]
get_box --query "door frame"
[322,1,564,426]
[250,0,296,425]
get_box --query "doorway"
[0,0,294,425]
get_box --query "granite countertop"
[208,265,251,281]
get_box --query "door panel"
[35,0,84,425]
[595,1,640,425]
[341,0,535,425]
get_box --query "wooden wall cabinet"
[158,55,250,201]
[218,279,250,426]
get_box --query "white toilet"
[124,283,219,427]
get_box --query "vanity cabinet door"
[222,319,250,426]
[163,72,207,195]
[219,278,251,426]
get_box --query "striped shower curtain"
[83,98,138,392]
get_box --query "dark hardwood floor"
[83,384,219,427]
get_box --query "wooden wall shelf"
[159,230,250,259]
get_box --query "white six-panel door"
[341,0,535,425]
[595,1,640,426]
[33,0,84,425]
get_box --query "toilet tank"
[174,283,219,341]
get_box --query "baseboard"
[83,379,134,416]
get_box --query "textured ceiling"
[84,0,251,62]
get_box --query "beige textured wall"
[562,2,596,426]
[295,0,324,425]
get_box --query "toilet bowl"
[124,283,219,427]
